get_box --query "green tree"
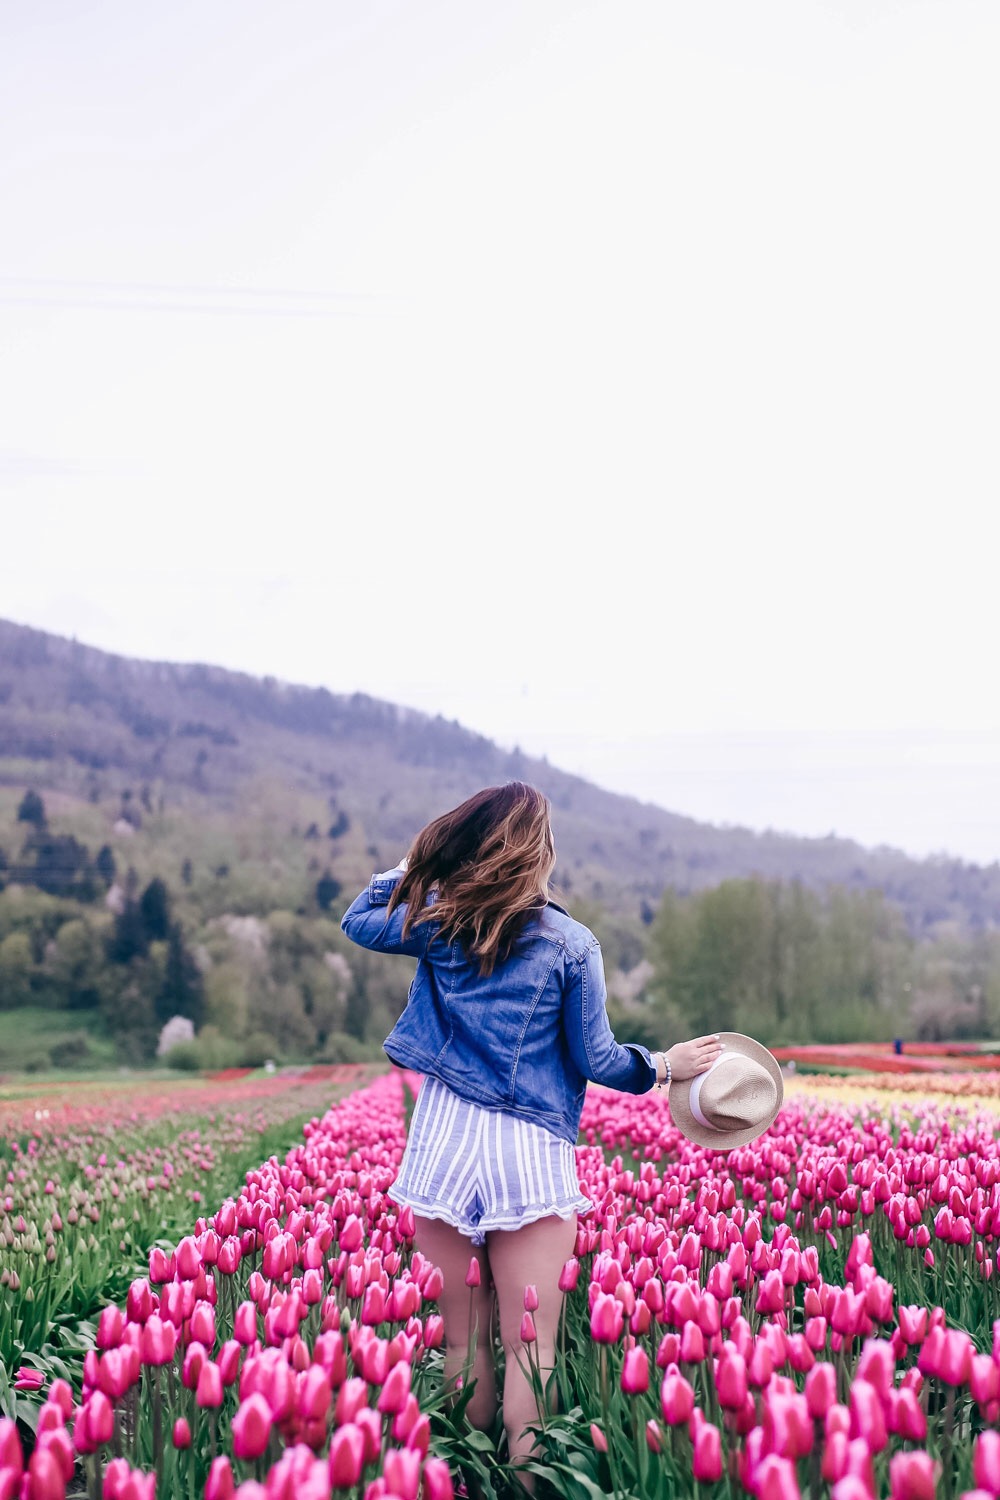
[49,917,104,1009]
[0,931,34,1008]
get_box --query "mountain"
[1,617,997,934]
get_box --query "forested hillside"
[1,618,998,1071]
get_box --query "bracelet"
[655,1052,672,1091]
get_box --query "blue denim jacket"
[341,869,656,1143]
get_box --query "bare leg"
[412,1215,497,1433]
[487,1213,578,1489]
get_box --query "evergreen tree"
[140,877,171,942]
[95,844,117,887]
[107,899,149,964]
[316,871,342,910]
[156,924,205,1027]
[17,789,46,828]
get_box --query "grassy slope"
[1,618,998,932]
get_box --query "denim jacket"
[341,869,656,1143]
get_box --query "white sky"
[2,1,999,863]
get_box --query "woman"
[341,782,721,1484]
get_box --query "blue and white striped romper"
[389,1076,591,1245]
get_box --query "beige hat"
[669,1033,784,1150]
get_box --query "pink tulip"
[590,1293,624,1344]
[803,1362,839,1416]
[590,1423,608,1452]
[464,1257,481,1289]
[974,1432,1000,1494]
[204,1456,235,1500]
[96,1305,124,1350]
[661,1369,694,1425]
[126,1280,154,1324]
[232,1394,272,1461]
[716,1347,749,1410]
[26,1446,66,1500]
[334,1376,369,1426]
[383,1447,421,1500]
[849,1379,887,1452]
[14,1368,45,1392]
[422,1457,454,1500]
[377,1360,412,1415]
[196,1361,224,1409]
[889,1386,927,1442]
[524,1284,539,1311]
[148,1247,174,1284]
[189,1301,215,1346]
[36,1431,74,1487]
[173,1418,191,1449]
[889,1452,937,1500]
[175,1235,202,1280]
[0,1418,24,1475]
[140,1314,176,1366]
[755,1454,801,1500]
[692,1420,722,1482]
[558,1259,580,1292]
[84,1392,114,1446]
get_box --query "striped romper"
[389,1076,591,1245]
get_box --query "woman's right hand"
[665,1035,723,1081]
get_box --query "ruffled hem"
[387,1185,591,1246]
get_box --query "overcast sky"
[2,1,999,864]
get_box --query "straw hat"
[669,1033,784,1150]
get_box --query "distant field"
[772,1039,1000,1073]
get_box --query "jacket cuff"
[368,865,406,906]
[624,1043,657,1091]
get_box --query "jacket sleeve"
[340,868,434,958]
[562,939,657,1093]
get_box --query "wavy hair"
[388,782,556,975]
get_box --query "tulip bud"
[974,1431,1000,1494]
[621,1347,649,1395]
[558,1258,580,1292]
[204,1456,235,1500]
[328,1424,365,1488]
[661,1369,694,1425]
[172,1419,191,1450]
[692,1420,722,1482]
[889,1450,937,1500]
[231,1394,271,1462]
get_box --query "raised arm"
[561,939,657,1094]
[340,866,434,958]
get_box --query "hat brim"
[668,1032,784,1151]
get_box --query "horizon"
[4,612,998,870]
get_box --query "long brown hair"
[388,782,555,975]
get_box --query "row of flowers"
[8,1071,1000,1495]
[1,1074,367,1370]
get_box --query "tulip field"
[6,1069,1000,1498]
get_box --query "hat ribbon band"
[688,1051,739,1131]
